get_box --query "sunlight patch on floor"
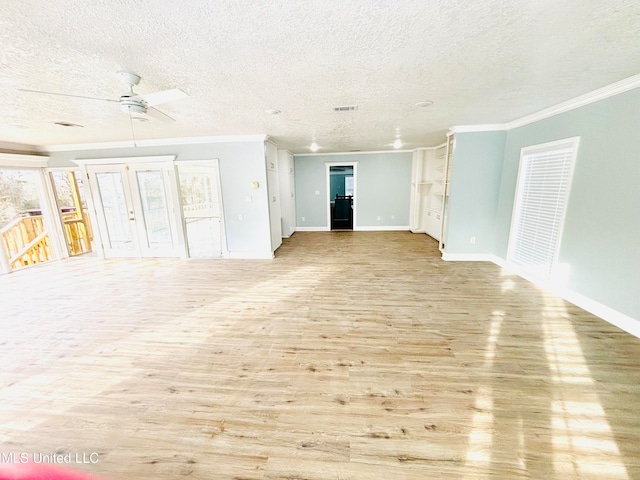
[463,311,503,470]
[542,294,629,479]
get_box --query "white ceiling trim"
[0,153,49,168]
[449,124,508,133]
[506,72,640,130]
[44,134,268,153]
[450,72,640,135]
[73,155,176,166]
[295,149,413,157]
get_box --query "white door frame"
[325,161,358,230]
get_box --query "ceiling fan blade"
[138,88,188,106]
[146,106,175,123]
[18,88,118,103]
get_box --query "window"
[507,137,579,281]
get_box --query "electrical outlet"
[377,216,381,221]
[302,216,306,222]
[470,236,476,244]
[314,190,320,195]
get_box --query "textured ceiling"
[1,0,639,153]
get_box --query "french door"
[87,162,182,258]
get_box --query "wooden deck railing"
[61,210,93,256]
[1,215,53,270]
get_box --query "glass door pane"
[178,166,223,258]
[135,170,173,250]
[50,170,93,256]
[0,169,53,271]
[95,172,135,251]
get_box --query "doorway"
[177,162,225,258]
[326,163,357,230]
[87,162,181,258]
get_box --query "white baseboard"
[441,253,497,262]
[487,255,640,339]
[355,226,410,231]
[295,226,330,232]
[227,250,274,259]
[560,288,640,339]
[295,226,410,232]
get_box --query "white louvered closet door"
[508,138,579,281]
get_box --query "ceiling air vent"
[333,105,358,112]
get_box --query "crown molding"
[44,134,268,153]
[0,153,49,167]
[449,73,640,135]
[295,149,412,157]
[449,124,508,133]
[506,73,640,130]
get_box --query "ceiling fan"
[19,71,188,123]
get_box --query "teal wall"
[445,131,506,253]
[294,154,328,227]
[493,88,640,320]
[294,152,412,228]
[47,140,273,258]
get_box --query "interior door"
[88,162,181,258]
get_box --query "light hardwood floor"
[1,231,639,479]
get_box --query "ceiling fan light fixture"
[393,138,403,149]
[310,142,319,152]
[120,101,146,116]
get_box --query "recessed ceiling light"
[310,142,319,152]
[53,121,84,127]
[265,108,281,115]
[415,101,434,108]
[393,139,403,149]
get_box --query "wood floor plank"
[1,231,639,479]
